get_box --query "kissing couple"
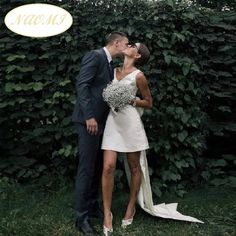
[72,31,203,235]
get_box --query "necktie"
[109,60,114,79]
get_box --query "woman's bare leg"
[124,151,141,219]
[102,150,117,228]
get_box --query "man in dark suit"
[72,32,129,235]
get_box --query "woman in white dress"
[101,42,152,235]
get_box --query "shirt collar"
[103,47,112,63]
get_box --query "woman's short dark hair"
[135,43,150,66]
[105,31,127,45]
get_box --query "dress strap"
[133,69,141,77]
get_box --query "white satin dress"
[101,69,149,152]
[101,69,203,224]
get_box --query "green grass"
[0,179,235,236]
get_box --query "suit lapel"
[101,48,113,81]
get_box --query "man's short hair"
[105,31,127,45]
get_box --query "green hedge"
[0,0,235,195]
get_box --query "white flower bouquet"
[103,82,135,113]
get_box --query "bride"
[101,42,152,235]
[101,43,203,235]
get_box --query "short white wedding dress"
[102,69,148,152]
[102,69,203,223]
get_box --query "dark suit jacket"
[72,48,112,127]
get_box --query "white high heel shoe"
[103,212,113,236]
[121,209,136,228]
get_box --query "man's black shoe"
[75,218,99,235]
[89,207,103,219]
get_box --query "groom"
[72,32,129,235]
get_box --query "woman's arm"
[131,72,153,108]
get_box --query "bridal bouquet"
[103,82,134,112]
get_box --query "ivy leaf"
[32,82,43,91]
[225,123,236,132]
[65,35,72,42]
[177,83,185,91]
[164,53,171,65]
[177,130,188,142]
[210,159,227,167]
[174,32,185,42]
[181,113,189,123]
[14,84,23,91]
[228,177,236,187]
[19,66,35,72]
[37,165,47,172]
[146,32,153,39]
[127,26,134,36]
[210,178,228,186]
[184,94,191,102]
[6,55,26,61]
[182,63,191,76]
[166,0,174,8]
[221,154,235,161]
[183,12,195,20]
[218,106,231,113]
[153,185,162,197]
[5,83,14,92]
[191,64,200,72]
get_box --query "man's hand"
[86,118,98,135]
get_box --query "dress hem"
[101,147,149,153]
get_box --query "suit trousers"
[74,123,103,223]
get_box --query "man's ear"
[114,40,119,47]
